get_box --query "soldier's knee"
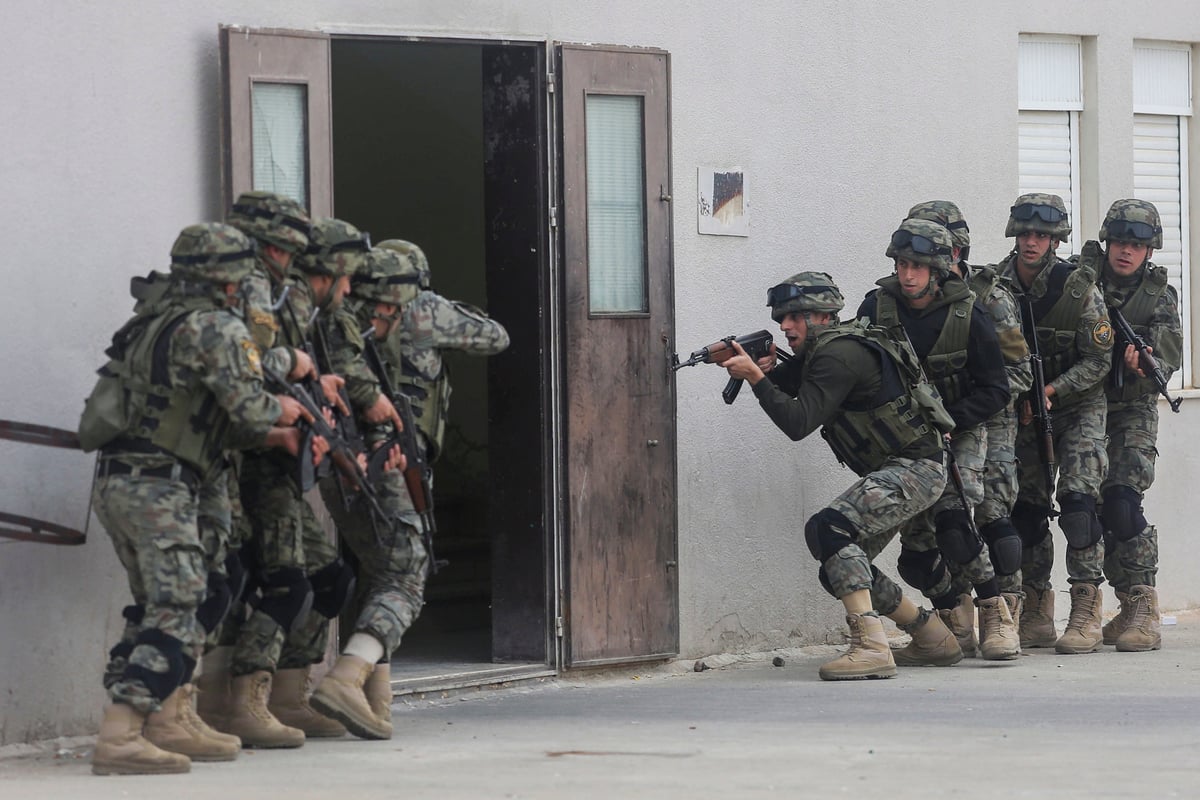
[310,558,357,619]
[1012,501,1052,548]
[979,518,1022,576]
[934,509,984,564]
[124,630,188,701]
[255,567,313,632]
[804,508,856,562]
[1059,492,1102,550]
[897,546,946,592]
[1100,485,1147,543]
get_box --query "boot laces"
[1066,587,1097,630]
[1126,589,1153,630]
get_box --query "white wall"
[3,0,1200,743]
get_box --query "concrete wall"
[3,0,1200,743]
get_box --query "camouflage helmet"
[1100,198,1163,249]
[767,271,845,322]
[377,238,431,290]
[350,247,422,307]
[906,200,970,252]
[886,218,954,274]
[296,218,372,278]
[169,222,257,285]
[1005,192,1071,239]
[227,191,312,254]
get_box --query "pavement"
[3,611,1199,799]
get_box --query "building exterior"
[2,0,1199,744]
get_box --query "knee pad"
[121,604,146,625]
[897,547,946,592]
[1012,501,1052,548]
[816,565,837,598]
[310,558,357,619]
[979,518,1022,576]
[123,629,187,701]
[804,508,857,562]
[934,509,984,565]
[1059,492,1102,550]
[196,571,235,634]
[1100,485,1148,543]
[255,567,314,633]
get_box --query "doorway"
[330,37,553,686]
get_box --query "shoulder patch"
[240,339,263,374]
[1092,320,1113,347]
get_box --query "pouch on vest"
[77,371,132,452]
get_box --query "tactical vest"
[1104,264,1171,404]
[398,356,450,463]
[1018,260,1095,383]
[967,263,1002,307]
[874,291,973,407]
[78,297,231,475]
[816,321,954,477]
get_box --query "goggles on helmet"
[307,231,372,259]
[889,229,951,257]
[766,282,838,307]
[1010,203,1067,224]
[1106,219,1160,243]
[171,241,257,267]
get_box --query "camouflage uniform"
[82,224,280,713]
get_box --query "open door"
[219,26,333,215]
[558,45,678,666]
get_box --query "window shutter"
[1018,109,1080,256]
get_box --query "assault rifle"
[1017,293,1057,505]
[1110,307,1182,413]
[361,328,445,574]
[673,329,791,404]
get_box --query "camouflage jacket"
[965,262,1033,399]
[395,290,511,380]
[1098,257,1183,408]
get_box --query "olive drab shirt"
[996,251,1112,408]
[965,262,1033,399]
[1099,257,1183,409]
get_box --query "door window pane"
[586,94,646,314]
[252,82,308,207]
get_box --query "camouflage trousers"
[230,452,338,675]
[94,465,207,713]
[898,427,995,601]
[1102,398,1160,590]
[820,455,947,616]
[979,406,1022,594]
[1016,390,1108,588]
[319,467,430,658]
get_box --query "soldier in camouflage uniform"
[722,272,953,681]
[858,217,1018,662]
[79,223,314,775]
[1089,200,1182,652]
[996,193,1113,655]
[906,202,1033,653]
[375,239,510,467]
[309,246,430,740]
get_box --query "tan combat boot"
[268,667,348,738]
[976,596,1021,660]
[91,702,191,776]
[365,663,394,726]
[310,654,393,739]
[224,671,305,748]
[1116,585,1162,652]
[1055,583,1103,654]
[144,684,240,761]
[937,593,978,658]
[195,646,235,733]
[1020,585,1058,648]
[893,609,963,667]
[818,613,897,681]
[1002,592,1023,640]
[1102,590,1131,645]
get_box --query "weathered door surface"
[559,45,678,666]
[219,26,332,216]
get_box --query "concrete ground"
[3,611,1198,799]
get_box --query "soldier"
[79,223,316,774]
[996,193,1113,654]
[857,218,1018,662]
[308,246,430,740]
[722,272,954,681]
[905,202,1033,651]
[220,211,372,747]
[1089,200,1182,652]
